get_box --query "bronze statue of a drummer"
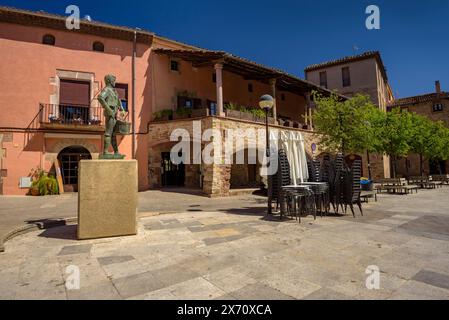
[98,74,129,159]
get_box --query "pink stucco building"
[0,7,337,196]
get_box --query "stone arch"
[53,139,99,155]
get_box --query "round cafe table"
[281,185,314,221]
[298,182,329,216]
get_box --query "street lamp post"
[259,94,274,215]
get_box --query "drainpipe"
[132,29,137,159]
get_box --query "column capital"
[269,78,277,85]
[214,62,224,70]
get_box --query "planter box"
[225,109,275,124]
[155,114,173,121]
[253,116,265,124]
[191,108,209,118]
[225,109,242,119]
[253,116,275,124]
[173,113,191,120]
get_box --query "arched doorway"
[57,146,92,192]
[161,151,185,187]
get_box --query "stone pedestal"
[77,160,137,240]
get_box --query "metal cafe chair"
[343,159,363,218]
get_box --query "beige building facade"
[389,81,449,177]
[304,51,394,179]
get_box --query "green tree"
[312,92,381,159]
[425,121,449,174]
[408,113,434,175]
[377,108,413,178]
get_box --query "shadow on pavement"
[38,224,77,240]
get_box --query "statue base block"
[77,160,137,240]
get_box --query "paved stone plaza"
[1,188,449,300]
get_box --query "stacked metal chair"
[343,159,363,217]
[330,153,345,214]
[269,149,316,221]
[269,151,362,220]
[307,159,321,182]
[268,149,291,216]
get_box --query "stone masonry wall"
[148,116,320,197]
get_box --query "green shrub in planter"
[30,169,59,196]
[175,107,192,118]
[153,109,173,121]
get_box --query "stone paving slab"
[228,283,295,300]
[2,188,449,299]
[97,255,135,266]
[412,269,449,290]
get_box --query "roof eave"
[0,6,154,43]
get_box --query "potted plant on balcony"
[174,107,192,119]
[48,114,62,124]
[153,109,173,121]
[72,113,84,125]
[89,116,101,125]
[251,108,267,123]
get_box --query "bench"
[430,175,449,186]
[376,178,418,195]
[409,176,439,189]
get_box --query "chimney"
[435,80,441,94]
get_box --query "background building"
[0,6,333,196]
[304,51,394,179]
[388,81,449,177]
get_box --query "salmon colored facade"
[0,18,153,194]
[0,7,334,195]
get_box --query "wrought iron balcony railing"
[39,103,104,126]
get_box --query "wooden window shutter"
[59,80,90,106]
[115,84,128,101]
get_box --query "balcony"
[39,103,104,132]
[152,106,313,130]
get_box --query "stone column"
[214,63,224,117]
[269,78,277,121]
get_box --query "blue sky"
[1,0,448,98]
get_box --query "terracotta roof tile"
[388,92,449,107]
[304,51,388,81]
[0,6,153,43]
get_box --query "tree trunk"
[419,154,423,176]
[392,155,397,178]
[405,156,409,179]
[366,150,372,180]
